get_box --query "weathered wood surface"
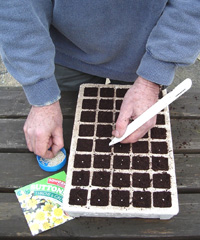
[0,118,199,153]
[0,86,200,118]
[0,119,74,152]
[0,153,199,192]
[0,193,200,239]
[0,87,78,118]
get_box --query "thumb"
[51,128,64,156]
[43,149,55,159]
[47,137,53,149]
[113,113,131,138]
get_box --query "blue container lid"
[36,148,67,172]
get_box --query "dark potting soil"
[133,191,151,208]
[153,173,171,189]
[112,173,130,188]
[74,154,91,168]
[95,139,111,152]
[113,155,130,169]
[142,132,149,138]
[151,127,167,139]
[115,100,122,110]
[93,154,111,169]
[132,156,149,170]
[100,88,114,97]
[77,139,93,152]
[84,87,98,97]
[116,88,128,97]
[69,188,88,206]
[72,171,90,186]
[153,191,172,207]
[96,124,112,137]
[82,99,97,109]
[132,141,149,153]
[80,111,96,122]
[79,124,94,136]
[152,156,169,171]
[132,173,151,188]
[92,171,110,187]
[156,114,165,125]
[98,111,113,123]
[99,99,113,110]
[111,190,130,207]
[91,189,109,206]
[151,142,168,154]
[115,112,119,122]
[114,143,130,153]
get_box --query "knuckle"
[35,149,45,158]
[35,129,45,139]
[28,146,33,152]
[23,125,27,133]
[56,139,64,150]
[115,121,124,130]
[59,142,64,149]
[26,127,34,136]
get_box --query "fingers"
[112,116,130,138]
[112,99,134,138]
[23,123,33,152]
[51,127,64,156]
[47,137,53,149]
[24,123,64,159]
[120,115,157,143]
[30,130,63,159]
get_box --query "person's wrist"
[136,76,160,95]
[32,100,60,110]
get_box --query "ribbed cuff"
[23,75,61,106]
[136,51,176,86]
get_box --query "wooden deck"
[0,62,200,239]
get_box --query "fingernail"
[115,130,120,138]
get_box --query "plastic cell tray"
[63,84,179,219]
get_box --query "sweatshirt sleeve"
[137,0,200,86]
[0,0,60,106]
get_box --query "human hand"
[112,76,160,143]
[23,101,64,159]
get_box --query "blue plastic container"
[36,148,67,172]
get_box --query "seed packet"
[15,171,74,236]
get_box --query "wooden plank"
[1,119,200,153]
[175,154,200,192]
[0,153,199,192]
[171,59,200,90]
[0,119,74,152]
[169,90,200,118]
[0,86,200,118]
[168,60,200,117]
[0,87,30,117]
[0,153,66,191]
[0,193,200,239]
[0,87,78,117]
[170,119,200,153]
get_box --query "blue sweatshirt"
[0,0,200,106]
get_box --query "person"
[0,1,200,159]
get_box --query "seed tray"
[63,84,179,219]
